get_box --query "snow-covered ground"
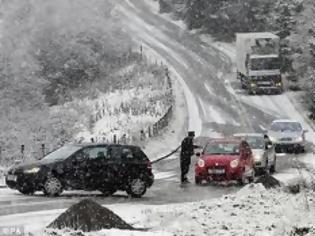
[1,184,315,236]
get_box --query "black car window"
[109,146,122,159]
[83,147,108,160]
[121,147,134,159]
[43,145,82,161]
[73,150,87,162]
[131,147,148,161]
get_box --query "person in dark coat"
[180,131,200,183]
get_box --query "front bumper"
[254,160,266,169]
[5,172,45,191]
[250,86,282,94]
[196,166,243,182]
[145,174,154,188]
[274,143,304,152]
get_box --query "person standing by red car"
[180,131,200,183]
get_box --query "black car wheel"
[43,176,63,197]
[127,178,147,198]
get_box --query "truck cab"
[236,32,282,95]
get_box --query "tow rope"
[151,145,181,164]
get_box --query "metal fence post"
[41,144,45,159]
[21,145,25,160]
[140,130,145,141]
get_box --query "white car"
[267,119,307,153]
[233,133,277,174]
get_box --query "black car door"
[82,146,109,189]
[128,146,148,178]
[63,149,88,189]
[107,145,126,184]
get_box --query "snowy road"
[2,0,315,222]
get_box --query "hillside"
[0,0,172,164]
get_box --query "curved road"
[1,0,314,218]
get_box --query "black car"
[5,143,154,198]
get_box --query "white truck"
[236,32,282,94]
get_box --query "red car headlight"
[197,159,205,168]
[230,159,239,168]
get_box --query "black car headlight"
[23,167,40,174]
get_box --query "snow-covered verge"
[2,184,315,236]
[0,166,5,187]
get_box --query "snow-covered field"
[1,184,315,236]
[50,63,172,145]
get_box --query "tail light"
[147,161,152,172]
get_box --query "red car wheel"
[195,176,202,185]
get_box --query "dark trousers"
[180,156,191,182]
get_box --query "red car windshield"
[204,143,240,155]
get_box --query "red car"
[195,138,255,184]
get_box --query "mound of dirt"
[290,226,315,236]
[255,174,281,189]
[47,199,133,232]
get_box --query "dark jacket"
[180,137,199,159]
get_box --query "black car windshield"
[270,122,302,132]
[244,136,264,149]
[43,145,82,161]
[204,143,240,155]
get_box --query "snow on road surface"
[1,184,315,236]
